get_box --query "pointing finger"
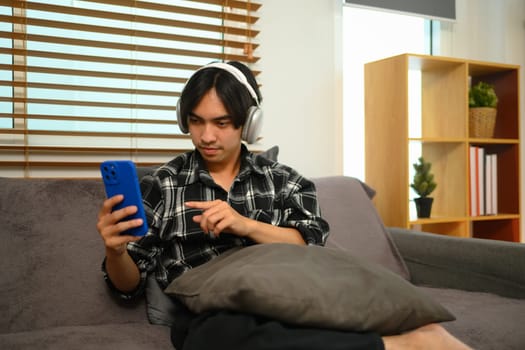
[185,201,217,210]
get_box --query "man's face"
[188,88,243,169]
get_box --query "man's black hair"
[178,61,262,132]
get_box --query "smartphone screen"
[100,160,148,236]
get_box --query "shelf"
[365,53,521,243]
[409,214,519,225]
[468,138,519,144]
[408,137,466,143]
[470,214,520,221]
[408,138,519,145]
[409,216,468,225]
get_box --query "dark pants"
[172,310,384,350]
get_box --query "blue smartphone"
[100,160,148,237]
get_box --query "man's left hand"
[185,200,251,238]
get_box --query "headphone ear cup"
[176,99,188,134]
[242,106,263,144]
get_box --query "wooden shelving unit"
[364,53,521,242]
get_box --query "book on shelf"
[490,153,498,214]
[485,154,492,215]
[469,146,477,216]
[478,147,485,215]
[469,146,498,216]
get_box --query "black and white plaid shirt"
[103,145,330,299]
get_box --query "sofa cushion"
[0,178,147,334]
[312,176,410,279]
[0,323,172,350]
[420,286,525,350]
[166,243,454,336]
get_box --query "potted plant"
[410,157,437,218]
[469,81,498,138]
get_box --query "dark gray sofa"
[1,175,524,349]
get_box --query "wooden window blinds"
[0,0,261,177]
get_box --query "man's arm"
[104,248,141,293]
[243,219,306,245]
[185,200,306,245]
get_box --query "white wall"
[257,0,343,178]
[439,0,525,64]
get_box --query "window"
[342,5,433,180]
[0,0,260,177]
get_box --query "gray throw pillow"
[165,243,455,335]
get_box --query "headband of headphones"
[191,62,260,106]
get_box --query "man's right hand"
[96,194,143,256]
[96,194,143,293]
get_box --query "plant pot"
[414,197,433,218]
[469,107,497,138]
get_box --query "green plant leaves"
[410,157,437,197]
[469,81,498,108]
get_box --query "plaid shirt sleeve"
[242,159,330,246]
[274,166,329,246]
[286,178,329,245]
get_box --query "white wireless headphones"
[176,62,263,144]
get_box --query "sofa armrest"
[388,227,525,299]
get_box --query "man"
[97,61,470,350]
